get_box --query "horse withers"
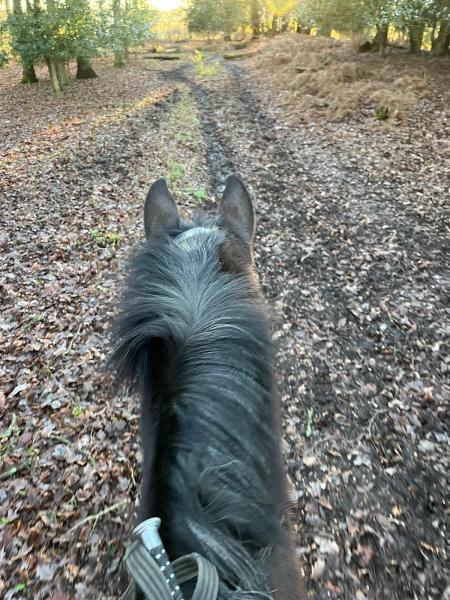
[110,175,305,599]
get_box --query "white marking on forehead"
[174,226,219,249]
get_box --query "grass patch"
[374,106,389,120]
[71,397,83,418]
[184,185,206,201]
[26,314,44,329]
[89,229,120,247]
[193,50,220,77]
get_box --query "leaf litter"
[1,46,449,599]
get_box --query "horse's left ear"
[144,178,179,240]
[220,175,255,245]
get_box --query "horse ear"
[144,178,179,240]
[219,175,256,271]
[220,175,255,247]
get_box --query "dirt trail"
[158,60,449,599]
[0,55,448,600]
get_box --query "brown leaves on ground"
[1,38,449,600]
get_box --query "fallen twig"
[66,500,128,535]
[64,322,84,355]
[0,460,32,481]
[368,408,389,438]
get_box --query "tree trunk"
[409,22,424,53]
[113,0,125,67]
[430,22,437,49]
[375,23,389,56]
[251,0,260,37]
[56,60,70,87]
[433,21,450,56]
[223,32,231,42]
[114,50,125,67]
[21,63,38,84]
[76,57,98,79]
[270,16,277,36]
[296,23,311,35]
[317,25,332,37]
[47,59,62,95]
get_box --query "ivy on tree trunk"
[251,0,260,37]
[375,24,389,56]
[47,59,61,95]
[409,22,424,53]
[113,0,125,67]
[270,16,277,36]
[21,63,38,84]
[433,21,450,56]
[76,57,98,79]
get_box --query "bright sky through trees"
[152,0,182,9]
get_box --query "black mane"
[110,220,292,598]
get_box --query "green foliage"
[168,162,186,182]
[295,0,386,33]
[3,0,155,82]
[187,0,249,35]
[71,397,83,418]
[193,187,206,200]
[374,106,389,120]
[392,0,450,29]
[185,185,207,201]
[187,0,220,33]
[0,16,10,67]
[97,0,155,58]
[295,0,450,37]
[193,49,219,75]
[90,228,120,247]
[6,0,99,66]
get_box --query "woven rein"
[121,518,219,600]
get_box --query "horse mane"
[110,223,295,599]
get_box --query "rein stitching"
[122,517,219,600]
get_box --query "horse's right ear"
[219,175,256,273]
[220,175,255,247]
[144,178,179,240]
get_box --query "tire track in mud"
[158,60,448,600]
[157,64,236,197]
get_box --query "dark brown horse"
[111,175,305,599]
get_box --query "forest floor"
[0,38,449,600]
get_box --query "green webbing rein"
[121,518,219,600]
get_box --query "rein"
[121,518,219,600]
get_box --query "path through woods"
[1,54,449,599]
